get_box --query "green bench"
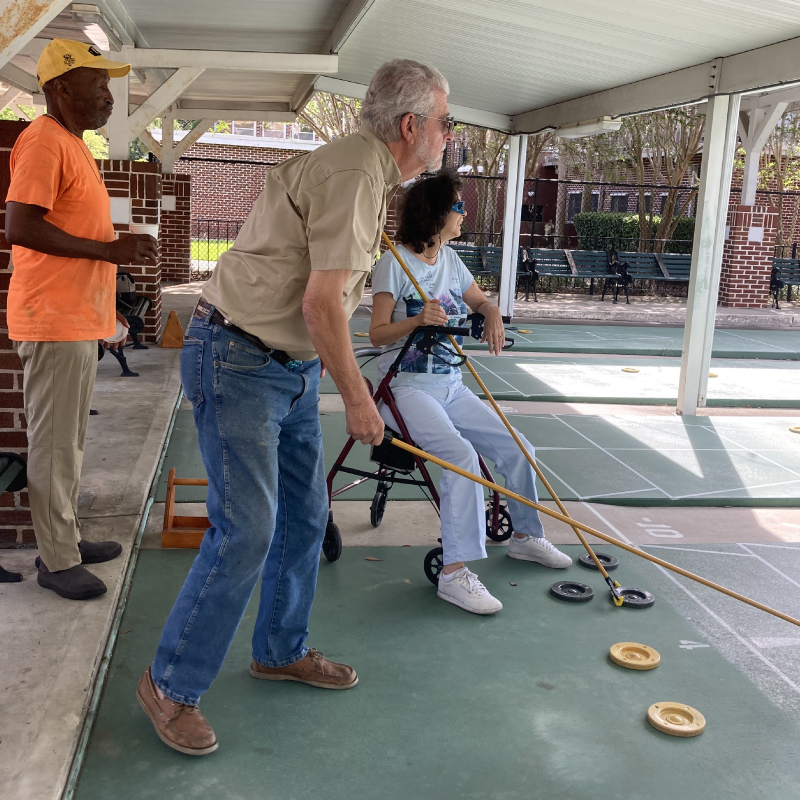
[771,258,800,308]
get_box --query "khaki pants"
[18,341,97,571]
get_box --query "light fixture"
[71,4,124,52]
[556,116,622,139]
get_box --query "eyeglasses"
[411,112,456,135]
[452,201,465,214]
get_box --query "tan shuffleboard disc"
[708,372,718,378]
[610,642,660,670]
[647,702,706,737]
[517,329,532,334]
[622,367,639,373]
[791,427,800,434]
[354,332,370,337]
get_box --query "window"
[635,194,652,213]
[521,204,543,223]
[232,121,256,136]
[567,193,598,221]
[610,194,628,213]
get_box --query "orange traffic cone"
[160,310,184,348]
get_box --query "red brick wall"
[97,160,163,341]
[175,141,307,222]
[0,121,34,548]
[161,173,191,283]
[719,205,779,308]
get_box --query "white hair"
[361,59,449,143]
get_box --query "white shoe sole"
[507,550,571,568]
[437,588,502,615]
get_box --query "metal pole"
[677,93,741,415]
[499,135,528,320]
[107,47,130,160]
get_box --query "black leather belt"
[194,298,304,371]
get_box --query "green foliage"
[191,239,236,261]
[573,212,694,253]
[83,130,108,159]
[0,105,33,121]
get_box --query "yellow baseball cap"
[37,38,130,87]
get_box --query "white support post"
[738,102,787,205]
[108,54,130,159]
[677,93,741,416]
[498,134,528,319]
[0,86,21,112]
[161,108,175,173]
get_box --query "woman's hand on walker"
[417,299,449,327]
[482,306,505,355]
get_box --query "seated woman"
[370,170,571,616]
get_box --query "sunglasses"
[452,201,465,214]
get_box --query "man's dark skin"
[5,67,158,270]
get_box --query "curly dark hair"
[397,169,463,254]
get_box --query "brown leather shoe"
[250,648,358,690]
[136,668,218,756]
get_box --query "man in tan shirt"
[139,59,455,755]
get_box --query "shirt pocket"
[179,338,205,407]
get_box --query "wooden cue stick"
[380,232,618,588]
[389,436,800,629]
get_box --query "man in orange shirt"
[5,40,158,600]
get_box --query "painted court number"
[637,518,683,538]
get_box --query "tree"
[525,131,556,179]
[298,91,360,143]
[463,127,508,245]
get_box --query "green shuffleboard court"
[158,407,800,507]
[349,315,800,359]
[74,546,800,800]
[325,350,800,407]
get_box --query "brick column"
[0,121,34,548]
[719,204,779,308]
[160,173,192,283]
[97,160,164,341]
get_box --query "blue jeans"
[151,309,326,705]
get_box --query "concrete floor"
[0,283,199,800]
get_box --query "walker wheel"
[322,519,342,562]
[423,546,444,585]
[370,489,388,528]
[485,505,513,542]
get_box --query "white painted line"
[469,359,524,395]
[673,478,800,500]
[639,545,756,557]
[738,543,800,591]
[751,637,800,649]
[742,542,800,550]
[585,487,661,499]
[535,458,586,501]
[552,415,672,498]
[716,329,793,354]
[582,504,800,698]
[700,427,800,478]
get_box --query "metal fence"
[191,219,244,279]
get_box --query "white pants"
[380,382,545,565]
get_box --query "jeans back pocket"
[180,338,205,407]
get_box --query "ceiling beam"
[126,67,204,141]
[0,63,39,96]
[0,0,71,69]
[740,84,800,111]
[125,49,337,74]
[173,119,215,160]
[312,77,512,132]
[291,0,376,113]
[513,35,800,133]
[0,85,21,112]
[173,108,297,122]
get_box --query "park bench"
[0,453,27,583]
[654,252,692,283]
[568,249,627,303]
[526,248,573,302]
[449,243,529,296]
[770,258,800,308]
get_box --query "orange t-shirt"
[6,116,116,341]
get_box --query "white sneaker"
[507,535,572,568]
[437,568,503,615]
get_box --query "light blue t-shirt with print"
[372,243,474,387]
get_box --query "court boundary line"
[551,415,672,498]
[698,425,800,481]
[639,544,756,557]
[737,543,800,591]
[673,478,800,500]
[742,542,800,550]
[581,504,800,698]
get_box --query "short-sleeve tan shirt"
[202,125,401,361]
